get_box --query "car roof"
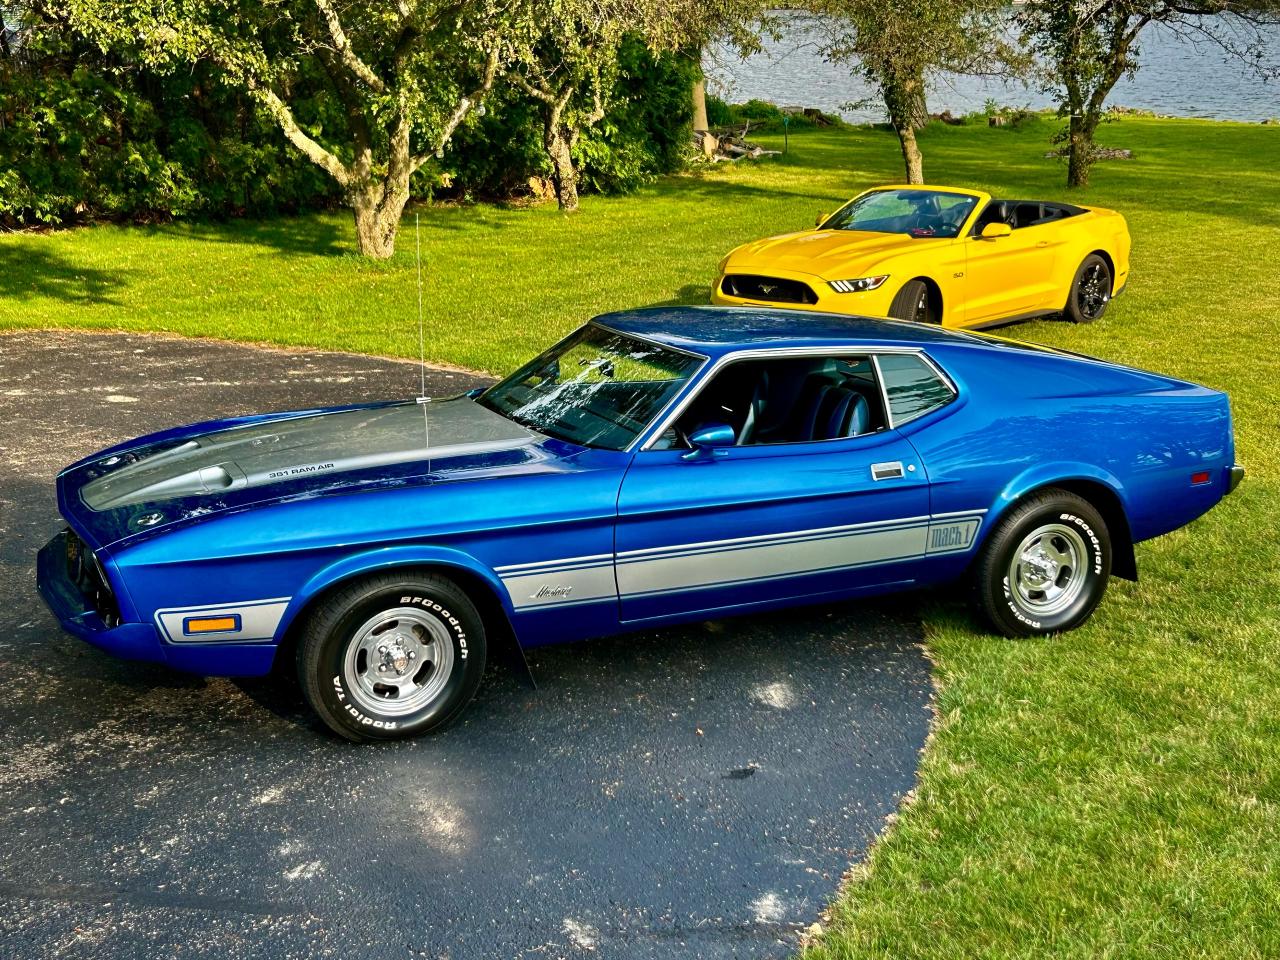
[592,305,987,357]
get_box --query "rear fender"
[986,462,1137,581]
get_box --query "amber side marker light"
[183,615,242,635]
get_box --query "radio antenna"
[414,213,432,466]
[415,212,428,403]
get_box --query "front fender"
[278,544,516,640]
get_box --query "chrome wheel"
[342,607,455,717]
[1076,262,1110,319]
[1007,523,1089,616]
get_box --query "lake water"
[706,13,1280,123]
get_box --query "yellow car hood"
[728,229,920,277]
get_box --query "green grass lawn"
[3,115,1279,957]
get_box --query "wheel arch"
[982,468,1137,581]
[270,547,520,672]
[1084,248,1116,291]
[914,275,944,323]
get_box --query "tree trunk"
[351,178,409,259]
[1066,113,1093,188]
[546,124,579,212]
[897,124,924,184]
[906,79,929,132]
[692,70,709,133]
[883,71,926,184]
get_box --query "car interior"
[652,356,889,450]
[971,199,1086,234]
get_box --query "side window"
[653,355,890,449]
[876,354,955,426]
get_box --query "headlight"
[828,275,889,293]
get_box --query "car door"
[963,212,1059,324]
[614,353,933,624]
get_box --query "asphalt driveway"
[0,330,933,959]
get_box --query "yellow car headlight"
[828,275,889,293]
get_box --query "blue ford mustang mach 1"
[38,307,1243,741]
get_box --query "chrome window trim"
[528,321,711,455]
[870,355,896,429]
[876,351,959,429]
[589,321,713,363]
[637,344,926,452]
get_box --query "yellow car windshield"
[822,189,977,239]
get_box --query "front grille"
[721,274,819,305]
[65,529,120,627]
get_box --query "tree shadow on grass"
[144,213,350,258]
[0,241,130,306]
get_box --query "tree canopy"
[1020,0,1280,185]
[807,0,1021,183]
[61,0,528,255]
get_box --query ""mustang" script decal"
[532,584,573,600]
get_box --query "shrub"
[703,95,844,133]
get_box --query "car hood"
[726,229,923,277]
[60,398,553,547]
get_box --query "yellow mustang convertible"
[712,185,1131,328]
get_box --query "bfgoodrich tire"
[1064,254,1112,324]
[297,572,487,742]
[970,489,1112,637]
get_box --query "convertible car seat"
[973,200,1012,233]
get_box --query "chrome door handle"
[871,461,905,481]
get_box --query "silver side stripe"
[617,518,980,599]
[616,514,934,562]
[499,511,985,611]
[155,597,291,644]
[494,553,613,576]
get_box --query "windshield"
[821,188,978,239]
[477,325,704,450]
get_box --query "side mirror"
[815,211,830,228]
[681,423,736,461]
[980,222,1012,239]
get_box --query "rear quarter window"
[877,354,955,425]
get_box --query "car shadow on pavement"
[230,594,929,744]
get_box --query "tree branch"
[250,84,353,187]
[513,73,558,104]
[313,0,387,92]
[409,44,500,171]
[583,79,606,127]
[316,49,374,176]
[1085,12,1151,121]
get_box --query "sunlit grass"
[2,115,1279,957]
